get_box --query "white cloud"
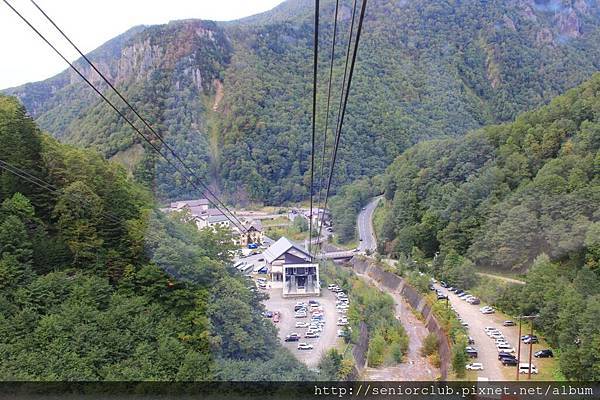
[0,0,285,89]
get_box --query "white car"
[295,322,310,328]
[305,331,320,338]
[294,312,307,318]
[297,342,313,350]
[519,363,538,374]
[337,320,349,326]
[466,363,484,371]
[497,345,516,353]
[327,284,337,290]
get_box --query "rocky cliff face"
[3,0,600,203]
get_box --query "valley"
[0,0,598,390]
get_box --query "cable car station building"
[263,237,320,297]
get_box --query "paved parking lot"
[264,288,341,367]
[437,285,550,380]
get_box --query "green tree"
[53,181,104,266]
[451,336,468,378]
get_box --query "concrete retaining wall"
[350,321,369,377]
[348,257,451,380]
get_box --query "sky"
[0,0,286,89]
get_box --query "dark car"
[437,294,448,300]
[284,333,300,342]
[263,311,273,318]
[535,349,553,358]
[503,320,516,327]
[455,289,464,295]
[501,357,518,366]
[466,347,478,358]
[470,298,481,305]
[440,281,447,288]
[498,352,516,361]
[428,284,435,291]
[468,336,475,345]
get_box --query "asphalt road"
[357,196,381,252]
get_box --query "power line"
[27,0,247,234]
[316,0,368,249]
[314,0,358,247]
[314,0,340,248]
[308,0,320,258]
[0,159,162,243]
[3,0,247,234]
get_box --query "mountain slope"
[5,0,600,203]
[377,72,599,272]
[0,94,312,380]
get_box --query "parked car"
[284,333,300,342]
[518,363,538,374]
[503,320,516,327]
[297,342,313,350]
[498,352,516,360]
[466,349,478,358]
[468,298,481,305]
[496,344,516,353]
[480,306,495,314]
[468,336,475,345]
[466,363,484,371]
[295,322,310,328]
[294,311,307,318]
[440,281,447,288]
[534,349,554,358]
[305,331,319,338]
[523,336,539,344]
[501,357,519,366]
[273,312,280,323]
[327,284,337,290]
[437,294,448,300]
[263,311,273,318]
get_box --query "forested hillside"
[5,0,600,203]
[377,73,599,272]
[0,95,312,380]
[373,73,600,380]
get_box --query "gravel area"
[359,273,439,380]
[264,288,341,367]
[437,285,543,381]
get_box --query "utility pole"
[516,317,522,381]
[528,318,534,380]
[516,315,537,381]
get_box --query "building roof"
[247,219,263,232]
[170,198,210,209]
[263,237,310,264]
[207,214,229,224]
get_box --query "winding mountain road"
[357,196,381,252]
[355,196,438,380]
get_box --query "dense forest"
[5,0,600,203]
[372,74,600,380]
[0,95,312,380]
